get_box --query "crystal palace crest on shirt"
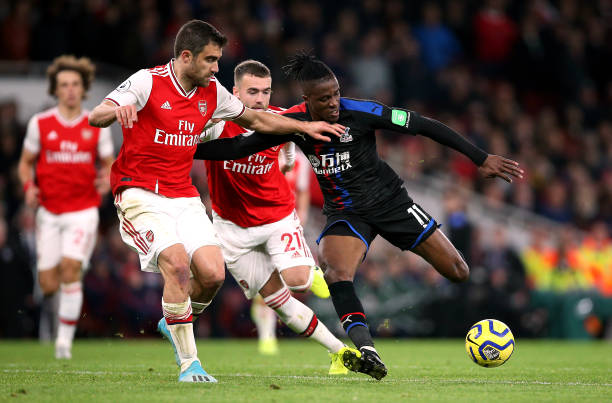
[198,100,207,117]
[339,127,352,143]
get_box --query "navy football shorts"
[317,188,438,256]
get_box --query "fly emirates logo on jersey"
[224,153,275,175]
[308,151,352,175]
[45,140,92,164]
[153,119,201,147]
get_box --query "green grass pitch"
[1,339,611,402]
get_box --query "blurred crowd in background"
[0,0,611,340]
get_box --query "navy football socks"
[329,281,375,349]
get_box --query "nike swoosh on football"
[466,334,478,345]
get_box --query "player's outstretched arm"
[194,131,291,161]
[234,108,344,142]
[408,114,523,182]
[406,114,489,165]
[89,100,138,128]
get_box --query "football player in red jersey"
[202,60,360,374]
[17,55,114,359]
[88,20,344,383]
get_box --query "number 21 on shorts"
[281,228,311,258]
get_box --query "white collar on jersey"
[168,59,199,99]
[51,107,87,127]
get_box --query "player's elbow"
[88,112,105,128]
[89,105,112,128]
[201,269,225,290]
[241,110,283,134]
[88,116,100,127]
[17,154,35,178]
[242,117,266,134]
[17,160,27,177]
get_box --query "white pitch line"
[2,368,611,387]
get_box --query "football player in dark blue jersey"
[195,52,523,380]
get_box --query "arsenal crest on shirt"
[145,230,154,243]
[198,100,207,117]
[81,128,93,140]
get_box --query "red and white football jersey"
[23,107,114,214]
[104,60,245,198]
[203,106,296,227]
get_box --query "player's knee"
[319,249,359,284]
[39,281,59,295]
[195,259,225,290]
[449,257,469,283]
[283,268,311,291]
[38,274,59,295]
[59,259,82,283]
[165,259,191,286]
[323,265,353,284]
[202,269,225,289]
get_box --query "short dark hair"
[234,60,271,84]
[174,20,227,58]
[282,50,335,83]
[47,55,95,97]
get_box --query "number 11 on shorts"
[407,205,429,228]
